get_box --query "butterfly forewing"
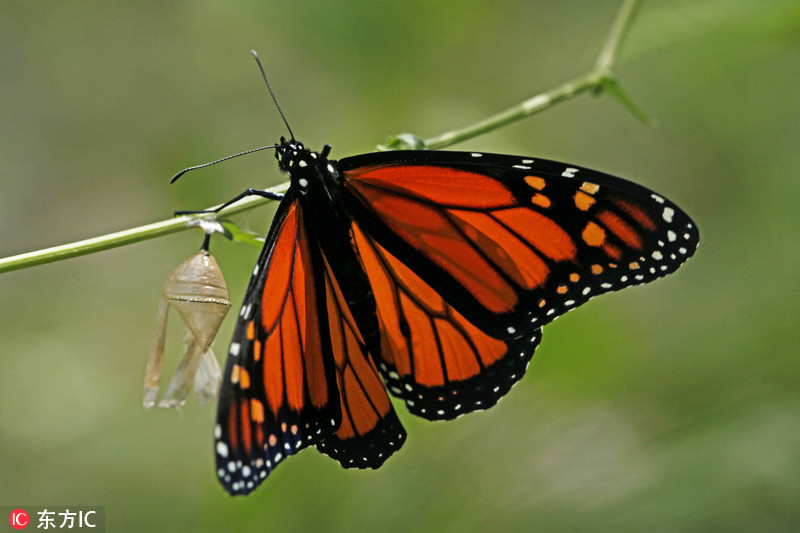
[215,196,341,495]
[339,151,699,339]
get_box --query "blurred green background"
[1,0,799,531]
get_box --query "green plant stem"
[0,184,287,274]
[0,0,642,275]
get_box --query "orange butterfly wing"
[341,153,698,338]
[350,221,541,419]
[315,251,406,466]
[214,198,340,495]
[338,152,698,418]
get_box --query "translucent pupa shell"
[143,250,230,409]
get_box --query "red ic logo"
[9,509,29,530]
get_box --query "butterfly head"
[274,136,309,172]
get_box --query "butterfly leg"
[174,189,284,216]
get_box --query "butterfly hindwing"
[339,150,699,339]
[315,251,407,467]
[350,220,542,420]
[214,196,341,495]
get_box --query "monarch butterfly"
[176,58,699,496]
[192,136,700,495]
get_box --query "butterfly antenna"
[170,144,278,183]
[251,50,294,141]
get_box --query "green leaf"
[220,221,264,248]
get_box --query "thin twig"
[0,0,643,275]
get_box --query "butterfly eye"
[143,248,231,409]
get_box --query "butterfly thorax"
[274,137,339,197]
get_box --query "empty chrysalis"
[144,236,231,409]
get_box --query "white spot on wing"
[562,168,579,178]
[216,441,229,458]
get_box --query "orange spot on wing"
[239,368,251,390]
[574,191,596,211]
[246,321,255,340]
[531,193,551,208]
[525,175,546,190]
[597,210,643,250]
[582,221,606,247]
[253,339,262,362]
[250,399,265,423]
